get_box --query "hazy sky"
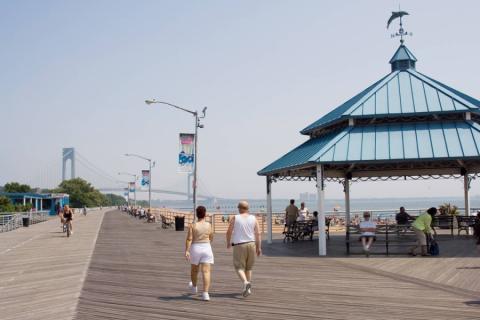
[1,0,480,200]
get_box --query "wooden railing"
[150,208,286,234]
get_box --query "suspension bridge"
[14,147,217,201]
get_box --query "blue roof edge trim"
[409,70,480,109]
[258,120,480,176]
[343,71,400,116]
[308,127,353,162]
[420,72,480,107]
[257,129,345,176]
[300,73,393,135]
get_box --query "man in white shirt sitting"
[297,202,309,222]
[359,211,376,257]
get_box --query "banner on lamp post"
[178,133,195,173]
[141,170,150,190]
[129,182,135,193]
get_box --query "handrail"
[145,207,477,234]
[0,211,50,233]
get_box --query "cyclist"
[63,205,74,235]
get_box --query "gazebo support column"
[266,176,273,244]
[344,178,351,226]
[464,174,470,216]
[316,164,327,256]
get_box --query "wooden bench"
[456,216,476,235]
[346,224,417,255]
[432,215,454,237]
[161,215,174,229]
[283,219,330,243]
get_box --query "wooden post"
[317,165,326,256]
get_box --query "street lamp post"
[144,99,207,218]
[124,154,153,210]
[118,172,138,207]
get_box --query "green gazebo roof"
[259,45,480,178]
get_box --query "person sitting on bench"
[359,211,376,257]
[395,207,412,225]
[147,209,156,223]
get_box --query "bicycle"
[63,220,71,237]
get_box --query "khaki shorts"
[233,242,256,271]
[414,227,427,246]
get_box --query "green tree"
[4,182,32,193]
[0,196,15,212]
[104,193,127,206]
[55,178,107,208]
[136,200,149,207]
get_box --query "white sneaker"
[188,281,197,294]
[202,292,210,301]
[242,282,252,297]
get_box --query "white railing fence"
[0,211,50,233]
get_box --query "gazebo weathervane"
[387,10,412,44]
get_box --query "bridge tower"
[62,148,76,181]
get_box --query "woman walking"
[185,206,214,301]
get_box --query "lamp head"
[145,99,157,105]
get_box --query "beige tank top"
[189,221,213,243]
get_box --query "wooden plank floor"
[0,209,106,320]
[75,211,480,320]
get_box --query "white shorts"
[190,242,214,265]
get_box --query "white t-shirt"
[232,214,256,244]
[359,220,376,236]
[298,208,309,221]
[297,212,306,222]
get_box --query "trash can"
[175,216,185,231]
[22,217,30,227]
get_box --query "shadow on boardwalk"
[75,211,480,320]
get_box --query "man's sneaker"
[242,282,252,297]
[188,281,197,295]
[202,292,210,301]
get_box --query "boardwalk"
[75,211,480,320]
[0,209,106,320]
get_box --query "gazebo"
[258,20,480,256]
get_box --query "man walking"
[226,201,261,297]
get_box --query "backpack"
[429,240,439,256]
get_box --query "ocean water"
[153,196,480,215]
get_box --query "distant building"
[0,192,69,215]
